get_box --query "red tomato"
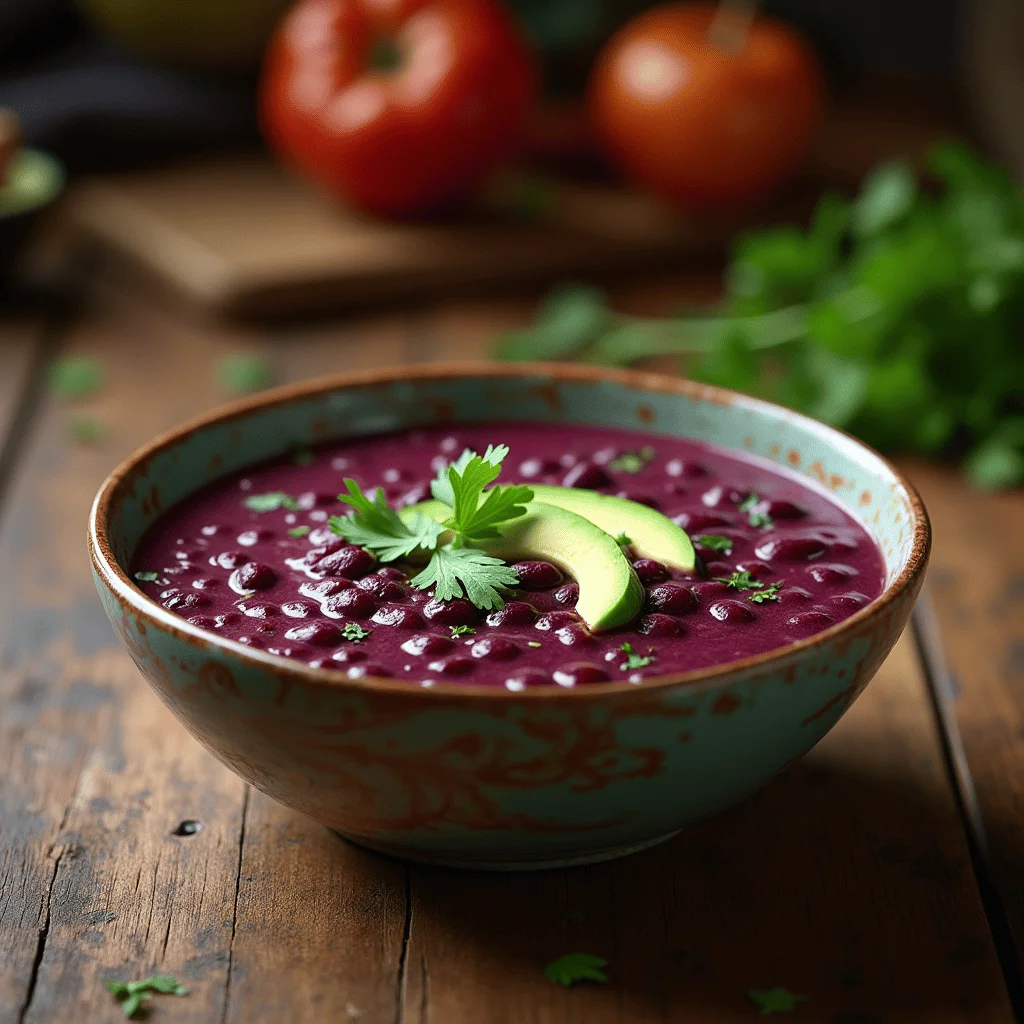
[588,2,824,210]
[261,0,539,217]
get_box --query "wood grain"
[0,287,1017,1022]
[902,461,1024,976]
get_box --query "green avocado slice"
[401,499,644,632]
[527,484,695,571]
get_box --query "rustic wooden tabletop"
[1,270,1023,1024]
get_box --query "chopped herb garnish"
[738,493,759,513]
[544,953,609,986]
[106,974,188,1018]
[342,623,370,642]
[615,531,633,548]
[747,987,808,1015]
[288,525,311,538]
[134,571,159,583]
[450,625,475,638]
[48,356,103,399]
[527,641,542,648]
[292,450,315,466]
[716,570,764,592]
[738,493,774,529]
[695,535,733,555]
[620,642,655,672]
[66,415,107,445]
[749,582,783,603]
[608,445,656,473]
[217,352,273,394]
[244,492,300,513]
[332,445,533,611]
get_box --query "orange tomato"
[587,2,824,210]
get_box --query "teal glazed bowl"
[89,364,929,870]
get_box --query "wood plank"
[0,317,41,465]
[902,460,1024,976]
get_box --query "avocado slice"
[401,499,644,632]
[527,484,695,571]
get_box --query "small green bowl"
[89,364,929,870]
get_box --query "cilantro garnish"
[48,356,103,398]
[615,531,633,548]
[620,642,655,672]
[608,445,655,473]
[106,974,188,1018]
[450,625,475,638]
[527,641,542,647]
[544,953,608,986]
[134,571,159,583]
[747,987,807,1015]
[695,535,733,555]
[66,415,107,445]
[739,493,774,529]
[244,492,300,513]
[288,525,311,538]
[716,570,763,592]
[342,623,370,642]
[749,582,783,603]
[331,446,533,611]
[217,352,273,394]
[495,142,1024,491]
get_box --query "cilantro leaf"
[716,570,763,591]
[430,447,479,506]
[288,525,311,538]
[134,571,159,583]
[245,492,300,513]
[749,582,783,603]
[146,975,189,995]
[544,953,609,986]
[217,352,273,394]
[615,531,632,548]
[620,642,655,672]
[527,640,542,647]
[737,493,774,529]
[49,356,103,398]
[411,547,519,610]
[330,479,445,561]
[608,446,656,473]
[106,974,188,1018]
[450,625,475,638]
[695,535,733,554]
[342,623,370,642]
[747,987,808,1015]
[121,992,149,1017]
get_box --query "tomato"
[261,0,539,217]
[587,2,824,210]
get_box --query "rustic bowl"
[89,363,929,870]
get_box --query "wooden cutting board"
[62,157,787,320]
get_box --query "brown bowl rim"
[89,361,931,701]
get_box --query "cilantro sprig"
[329,446,533,610]
[739,493,774,530]
[342,623,370,642]
[496,142,1024,490]
[105,974,188,1018]
[695,535,733,555]
[620,642,655,672]
[749,582,783,603]
[544,953,609,986]
[450,625,475,638]
[608,445,655,473]
[716,570,763,592]
[245,492,300,513]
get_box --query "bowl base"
[335,828,683,871]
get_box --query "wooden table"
[1,275,1023,1024]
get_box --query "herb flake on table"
[496,142,1024,490]
[105,974,188,1018]
[716,570,763,592]
[695,535,733,555]
[244,492,300,513]
[66,415,108,445]
[747,987,808,1015]
[330,444,533,610]
[620,642,655,671]
[544,953,609,986]
[48,355,103,398]
[217,352,274,394]
[749,582,783,603]
[342,623,370,642]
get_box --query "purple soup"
[132,423,885,688]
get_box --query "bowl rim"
[89,360,931,701]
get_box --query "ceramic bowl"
[89,363,929,870]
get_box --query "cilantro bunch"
[329,445,534,610]
[497,142,1024,489]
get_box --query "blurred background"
[1,0,1023,488]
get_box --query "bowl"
[89,363,929,870]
